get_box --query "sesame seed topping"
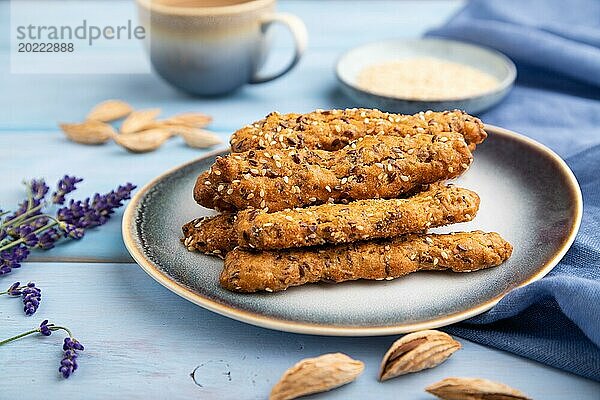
[226,189,234,195]
[285,215,293,221]
[247,193,254,200]
[400,175,410,182]
[214,170,221,176]
[204,180,211,186]
[325,185,332,192]
[425,237,434,245]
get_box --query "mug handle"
[249,13,308,84]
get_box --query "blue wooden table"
[1,1,598,398]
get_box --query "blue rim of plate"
[122,125,582,336]
[335,38,517,103]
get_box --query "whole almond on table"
[120,108,161,134]
[177,127,221,148]
[270,353,364,400]
[161,112,213,128]
[379,330,461,381]
[60,120,117,145]
[114,128,172,153]
[426,377,531,400]
[86,99,133,122]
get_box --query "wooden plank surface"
[1,262,598,399]
[1,0,597,397]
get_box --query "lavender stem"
[0,221,58,252]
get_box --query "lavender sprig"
[0,320,84,379]
[60,337,84,378]
[52,176,83,205]
[0,281,42,315]
[0,177,136,276]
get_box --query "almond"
[114,128,172,153]
[161,112,212,128]
[120,108,161,134]
[425,377,531,400]
[177,127,221,148]
[379,330,460,381]
[60,121,116,145]
[270,353,364,400]
[86,99,133,122]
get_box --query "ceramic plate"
[123,125,581,336]
[336,38,516,114]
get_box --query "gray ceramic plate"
[336,38,516,114]
[122,125,581,336]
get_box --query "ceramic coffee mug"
[136,0,307,95]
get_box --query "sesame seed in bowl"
[336,38,516,114]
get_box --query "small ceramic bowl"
[336,38,516,114]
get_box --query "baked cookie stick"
[230,109,486,152]
[220,231,512,293]
[235,184,479,250]
[196,132,473,212]
[181,214,237,257]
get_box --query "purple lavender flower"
[21,282,41,315]
[39,319,52,336]
[0,245,29,275]
[63,224,84,240]
[57,183,136,232]
[15,225,39,247]
[52,176,83,205]
[0,176,135,277]
[1,281,42,315]
[30,216,50,230]
[1,320,83,379]
[60,337,84,378]
[6,281,22,296]
[30,179,50,200]
[5,199,43,223]
[37,228,60,250]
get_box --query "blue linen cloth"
[427,0,600,381]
